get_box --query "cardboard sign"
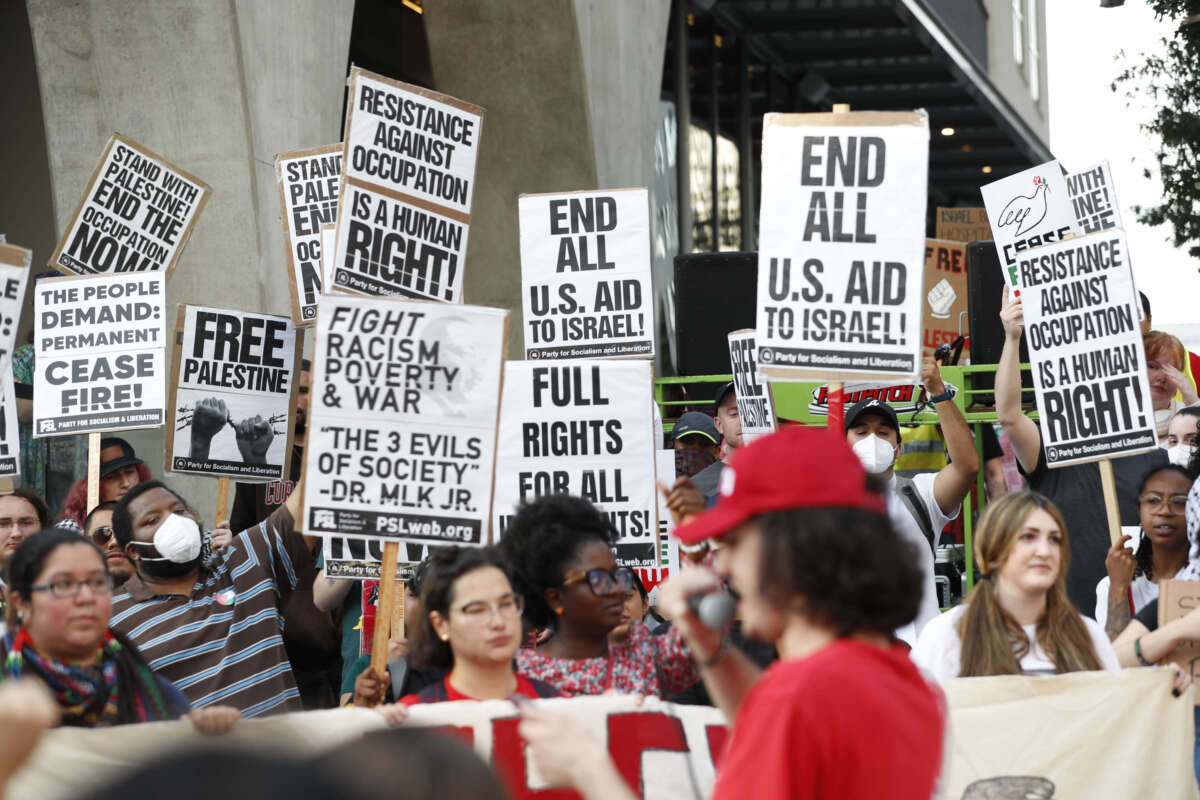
[276,144,342,324]
[1156,579,1200,704]
[980,161,1080,288]
[519,188,654,359]
[0,244,33,367]
[756,111,929,381]
[726,330,775,443]
[322,535,425,581]
[934,207,993,242]
[1066,161,1124,235]
[166,305,301,481]
[330,67,484,303]
[49,134,209,279]
[493,360,657,568]
[922,239,970,359]
[33,273,165,436]
[304,295,507,546]
[1017,230,1156,466]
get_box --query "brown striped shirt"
[110,506,305,717]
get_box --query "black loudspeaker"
[965,241,1032,406]
[673,251,758,378]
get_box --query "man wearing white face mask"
[844,351,980,643]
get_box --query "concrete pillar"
[25,0,353,511]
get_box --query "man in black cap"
[843,351,979,644]
[672,410,722,479]
[691,382,741,501]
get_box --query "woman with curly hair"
[498,494,698,697]
[57,438,151,530]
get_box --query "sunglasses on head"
[561,566,635,596]
[89,526,115,546]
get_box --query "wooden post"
[825,102,852,433]
[392,580,406,641]
[1098,459,1122,546]
[370,541,400,675]
[214,477,230,527]
[86,432,101,512]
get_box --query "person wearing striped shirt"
[108,479,307,717]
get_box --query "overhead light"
[981,165,993,174]
[960,144,973,152]
[940,127,955,136]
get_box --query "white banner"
[1017,230,1156,466]
[305,295,507,546]
[167,305,300,481]
[330,68,483,303]
[321,535,428,581]
[726,329,776,443]
[34,273,166,436]
[756,111,928,381]
[276,144,342,324]
[980,160,1080,289]
[493,360,657,567]
[49,134,209,280]
[519,189,654,359]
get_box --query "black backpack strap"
[895,476,937,555]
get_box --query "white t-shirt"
[888,472,957,646]
[1094,574,1158,630]
[911,604,1121,681]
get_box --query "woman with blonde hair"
[913,490,1119,678]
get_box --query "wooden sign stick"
[214,477,230,527]
[824,102,852,432]
[392,578,406,641]
[86,432,101,512]
[1098,459,1122,546]
[370,540,401,676]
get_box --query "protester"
[0,489,50,570]
[1097,465,1192,638]
[499,494,698,697]
[1145,330,1200,444]
[691,382,740,499]
[109,479,309,717]
[843,348,979,642]
[1,529,239,732]
[996,287,1167,612]
[1167,407,1200,467]
[672,411,721,479]
[522,426,944,800]
[83,501,133,589]
[610,570,664,644]
[58,438,151,531]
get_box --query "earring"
[440,634,449,641]
[555,607,564,616]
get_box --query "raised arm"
[924,352,979,517]
[995,287,1042,473]
[313,567,355,612]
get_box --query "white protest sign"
[49,134,209,280]
[0,380,17,477]
[305,295,507,546]
[321,536,424,581]
[330,68,483,303]
[756,111,928,381]
[276,144,342,324]
[1017,230,1156,466]
[320,223,337,295]
[34,273,165,436]
[493,359,657,567]
[727,329,775,443]
[1066,161,1124,235]
[519,189,654,359]
[166,305,300,481]
[980,160,1080,289]
[0,244,33,368]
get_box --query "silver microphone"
[689,592,735,630]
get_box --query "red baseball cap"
[673,425,886,544]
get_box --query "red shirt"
[712,639,944,800]
[399,674,553,705]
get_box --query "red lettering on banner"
[491,717,580,799]
[705,724,728,769]
[607,712,690,795]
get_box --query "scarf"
[675,447,718,478]
[2,628,187,726]
[1174,479,1200,582]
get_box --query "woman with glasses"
[500,495,698,697]
[0,528,238,730]
[394,546,558,705]
[1096,465,1192,639]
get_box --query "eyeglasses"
[30,574,114,598]
[89,526,115,545]
[455,593,524,624]
[0,517,40,531]
[1140,494,1188,514]
[561,567,635,596]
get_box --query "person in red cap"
[520,426,946,800]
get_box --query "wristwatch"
[929,388,954,405]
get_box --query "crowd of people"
[2,292,1200,799]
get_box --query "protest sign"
[1066,161,1124,235]
[321,535,427,581]
[304,295,507,547]
[48,134,209,279]
[33,273,165,436]
[1156,579,1200,704]
[0,379,17,477]
[519,188,654,359]
[922,239,970,360]
[165,305,300,481]
[934,206,993,242]
[980,160,1080,289]
[726,330,775,443]
[276,144,342,324]
[330,67,483,303]
[756,111,929,381]
[1017,230,1156,466]
[0,243,33,366]
[493,359,657,567]
[320,223,337,294]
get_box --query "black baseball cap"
[714,382,736,412]
[99,437,144,478]
[673,411,720,445]
[843,398,899,433]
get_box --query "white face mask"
[852,433,896,474]
[1167,444,1195,468]
[130,513,203,563]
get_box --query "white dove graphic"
[997,179,1049,236]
